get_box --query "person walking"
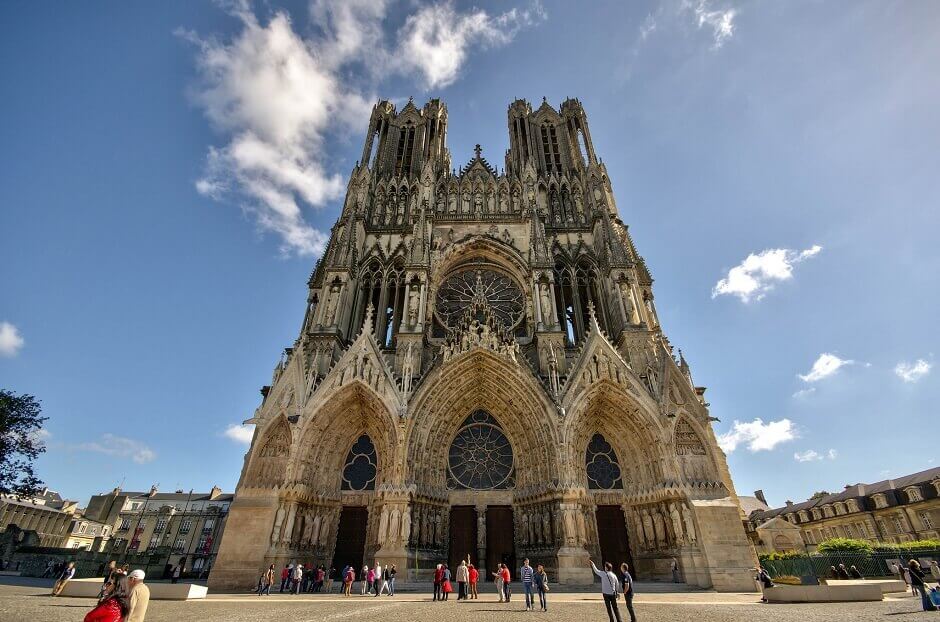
[280,564,290,593]
[501,563,512,603]
[619,563,636,622]
[670,558,680,583]
[493,564,505,602]
[84,575,131,622]
[257,564,275,596]
[52,561,76,596]
[126,569,150,622]
[456,560,469,600]
[292,563,303,594]
[344,565,355,596]
[433,563,444,601]
[366,566,376,596]
[534,564,549,612]
[756,566,775,603]
[171,563,183,584]
[373,563,383,596]
[388,564,397,596]
[519,558,535,610]
[909,560,938,612]
[377,565,392,596]
[468,563,479,599]
[590,559,623,622]
[360,565,369,595]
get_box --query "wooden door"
[596,505,634,574]
[331,506,368,571]
[448,506,477,571]
[486,506,515,581]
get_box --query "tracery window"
[355,260,406,348]
[447,410,514,490]
[341,435,377,491]
[435,268,524,331]
[585,433,623,490]
[553,258,607,345]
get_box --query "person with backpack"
[590,559,623,622]
[534,564,549,612]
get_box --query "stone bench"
[60,578,207,600]
[824,579,907,594]
[763,583,883,603]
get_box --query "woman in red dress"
[84,575,131,622]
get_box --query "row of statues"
[410,503,447,548]
[270,501,338,550]
[629,501,697,552]
[376,504,411,547]
[517,506,555,547]
[440,314,520,364]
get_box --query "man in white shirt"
[127,569,150,622]
[589,559,622,622]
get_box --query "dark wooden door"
[596,505,634,574]
[486,506,515,581]
[331,506,368,571]
[448,506,477,572]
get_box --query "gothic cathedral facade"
[209,98,758,591]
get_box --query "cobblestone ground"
[0,579,934,622]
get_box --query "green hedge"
[873,539,940,552]
[816,538,874,553]
[758,551,804,561]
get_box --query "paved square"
[0,579,931,622]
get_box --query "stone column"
[399,281,412,331]
[548,277,561,331]
[475,505,487,569]
[532,276,544,327]
[417,280,427,327]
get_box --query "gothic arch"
[672,414,719,484]
[406,349,560,491]
[244,416,292,488]
[292,382,401,492]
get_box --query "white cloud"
[712,245,821,302]
[183,1,541,255]
[223,423,255,445]
[798,353,853,383]
[794,448,838,462]
[792,387,816,399]
[685,0,736,48]
[73,434,156,464]
[894,359,931,383]
[0,321,25,357]
[717,418,796,453]
[398,1,544,89]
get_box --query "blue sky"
[1,0,938,508]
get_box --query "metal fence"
[761,549,940,581]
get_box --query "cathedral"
[209,97,758,591]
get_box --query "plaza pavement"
[0,577,932,621]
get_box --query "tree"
[0,390,48,497]
[809,491,831,500]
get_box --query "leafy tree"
[809,491,831,500]
[0,390,48,497]
[816,537,873,554]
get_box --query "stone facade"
[749,467,940,553]
[0,489,77,548]
[210,97,758,592]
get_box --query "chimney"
[785,500,793,507]
[754,490,768,505]
[857,484,866,496]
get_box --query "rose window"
[435,268,524,329]
[448,411,515,490]
[585,433,623,490]
[341,435,377,491]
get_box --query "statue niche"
[247,422,290,487]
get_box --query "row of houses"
[746,466,940,554]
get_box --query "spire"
[362,303,374,336]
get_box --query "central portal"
[596,505,634,575]
[448,506,478,571]
[485,506,515,581]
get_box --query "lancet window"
[355,260,406,348]
[540,123,562,173]
[341,435,377,491]
[553,258,608,346]
[585,433,623,490]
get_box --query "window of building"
[857,522,868,537]
[893,516,904,534]
[147,536,159,552]
[834,503,845,515]
[197,535,209,552]
[341,435,378,491]
[155,518,167,533]
[174,538,185,552]
[584,433,623,490]
[847,499,859,513]
[921,512,933,530]
[906,487,923,503]
[119,518,130,530]
[872,494,888,509]
[203,518,215,532]
[180,519,192,534]
[811,509,821,521]
[78,522,87,534]
[844,524,854,538]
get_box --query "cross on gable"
[474,144,482,159]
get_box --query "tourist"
[909,560,938,612]
[849,565,863,579]
[756,566,775,603]
[930,561,940,586]
[456,560,469,600]
[534,564,549,612]
[373,563,383,596]
[590,559,623,622]
[317,566,326,592]
[84,575,131,622]
[894,562,909,588]
[441,564,453,601]
[492,564,505,602]
[360,565,369,595]
[366,566,376,596]
[468,563,479,599]
[385,564,398,596]
[501,563,512,602]
[326,567,335,593]
[837,563,850,579]
[126,569,150,622]
[829,565,839,580]
[171,562,183,584]
[280,564,291,592]
[302,563,312,592]
[292,562,303,594]
[670,558,680,583]
[98,561,117,600]
[377,564,392,596]
[433,563,444,601]
[619,563,636,622]
[519,558,535,610]
[257,564,274,596]
[52,561,76,596]
[344,565,354,596]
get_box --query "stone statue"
[681,504,697,543]
[271,504,285,544]
[401,508,412,545]
[389,508,401,541]
[619,281,637,324]
[576,509,587,544]
[641,509,654,550]
[407,288,420,326]
[310,513,322,546]
[542,512,552,544]
[563,509,577,546]
[539,282,554,325]
[378,506,389,541]
[477,513,486,548]
[652,508,666,548]
[474,192,483,215]
[574,192,585,221]
[322,284,340,326]
[669,503,684,545]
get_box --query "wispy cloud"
[73,434,156,464]
[183,1,542,256]
[798,353,853,383]
[717,418,796,453]
[895,358,931,383]
[712,245,821,302]
[0,321,25,357]
[684,0,737,49]
[794,448,837,462]
[223,423,255,445]
[792,387,816,399]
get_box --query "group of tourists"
[257,561,398,597]
[899,559,940,612]
[590,559,637,622]
[81,561,151,622]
